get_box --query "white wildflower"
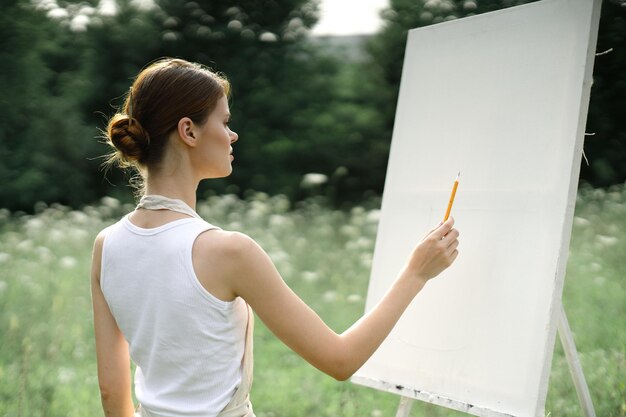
[463,0,477,11]
[259,31,278,42]
[73,346,85,359]
[69,210,90,224]
[340,225,359,238]
[361,254,373,268]
[366,209,381,223]
[596,234,618,246]
[589,262,602,272]
[302,271,319,283]
[37,246,54,263]
[228,221,243,231]
[269,214,288,228]
[25,217,44,232]
[268,250,288,264]
[347,237,371,251]
[573,216,590,226]
[322,290,337,303]
[227,20,242,31]
[58,367,76,384]
[101,196,121,208]
[347,294,362,303]
[16,239,33,251]
[49,229,65,243]
[300,173,328,189]
[69,228,89,242]
[60,256,77,269]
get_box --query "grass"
[0,185,624,417]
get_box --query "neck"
[144,175,199,210]
[143,137,203,209]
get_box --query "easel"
[393,304,596,417]
[349,0,603,414]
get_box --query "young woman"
[91,58,459,417]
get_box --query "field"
[0,185,624,417]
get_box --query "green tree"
[2,0,376,209]
[78,0,389,203]
[0,0,97,211]
[581,0,626,187]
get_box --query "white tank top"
[101,215,248,417]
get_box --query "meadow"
[0,185,624,417]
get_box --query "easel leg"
[557,304,596,417]
[395,396,414,417]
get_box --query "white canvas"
[352,0,601,416]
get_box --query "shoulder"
[93,224,116,255]
[92,229,106,258]
[194,229,261,260]
[91,224,118,278]
[91,227,112,285]
[193,230,271,299]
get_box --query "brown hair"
[103,57,230,176]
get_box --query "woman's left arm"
[91,231,135,417]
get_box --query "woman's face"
[193,95,238,179]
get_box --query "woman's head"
[104,58,231,175]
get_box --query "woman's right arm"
[208,217,459,381]
[91,231,135,417]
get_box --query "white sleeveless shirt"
[100,215,248,417]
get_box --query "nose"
[230,129,238,143]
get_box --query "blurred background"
[0,1,625,416]
[0,0,624,212]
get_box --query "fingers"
[430,217,454,240]
[442,228,460,247]
[440,223,459,266]
[446,237,459,254]
[424,216,457,240]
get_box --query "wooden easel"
[394,304,596,417]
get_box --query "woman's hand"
[401,217,459,286]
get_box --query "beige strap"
[216,303,255,417]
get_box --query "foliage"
[0,0,98,210]
[74,0,371,202]
[0,0,344,210]
[0,0,624,213]
[580,0,626,187]
[0,187,624,416]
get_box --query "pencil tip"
[457,171,461,178]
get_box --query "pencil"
[443,172,460,222]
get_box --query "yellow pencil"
[443,172,460,222]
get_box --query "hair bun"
[107,115,151,164]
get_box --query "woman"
[91,58,459,417]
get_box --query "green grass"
[0,185,624,417]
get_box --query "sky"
[311,0,389,36]
[42,0,389,36]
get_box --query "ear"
[176,117,197,147]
